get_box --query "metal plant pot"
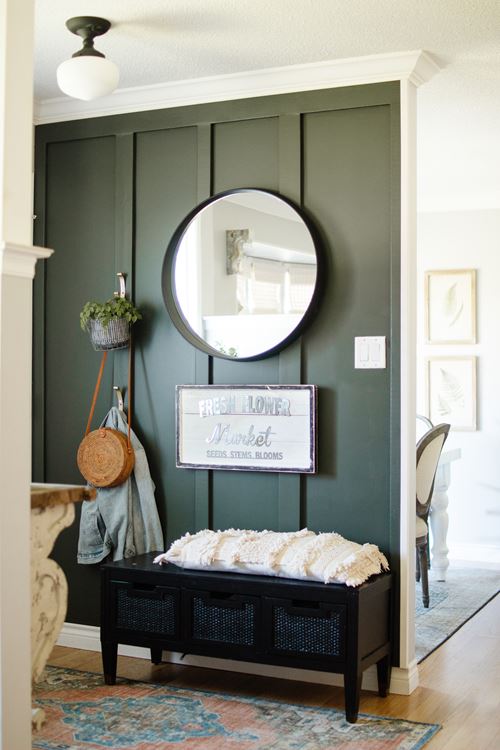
[88,318,130,351]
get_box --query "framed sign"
[176,385,317,473]
[425,269,476,344]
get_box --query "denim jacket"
[77,407,164,564]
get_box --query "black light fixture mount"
[66,16,112,58]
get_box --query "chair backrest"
[416,414,433,442]
[416,423,450,521]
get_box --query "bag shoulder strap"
[84,342,132,453]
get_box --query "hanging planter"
[87,317,130,350]
[80,296,142,351]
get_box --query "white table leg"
[429,462,451,581]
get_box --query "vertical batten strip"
[194,124,213,531]
[113,134,135,404]
[278,113,303,531]
[197,123,213,203]
[279,113,302,205]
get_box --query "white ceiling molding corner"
[407,51,442,87]
[34,50,440,125]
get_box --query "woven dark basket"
[272,605,343,656]
[88,318,130,351]
[192,595,255,646]
[116,588,177,635]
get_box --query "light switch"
[354,336,386,369]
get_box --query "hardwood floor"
[48,593,500,749]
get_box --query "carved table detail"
[30,483,95,729]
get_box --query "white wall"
[417,209,500,562]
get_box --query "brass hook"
[114,272,126,299]
[113,386,124,412]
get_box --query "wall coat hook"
[114,272,127,299]
[113,386,124,412]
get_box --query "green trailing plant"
[80,296,142,331]
[215,340,238,357]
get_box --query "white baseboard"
[390,659,419,695]
[57,622,418,695]
[58,622,101,651]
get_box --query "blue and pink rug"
[33,666,439,749]
[415,566,500,661]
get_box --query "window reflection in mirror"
[166,190,320,360]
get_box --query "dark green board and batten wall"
[33,83,401,656]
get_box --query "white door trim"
[398,79,418,680]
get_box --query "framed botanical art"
[425,269,476,344]
[426,356,477,431]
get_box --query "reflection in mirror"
[165,189,321,360]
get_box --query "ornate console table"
[31,483,95,729]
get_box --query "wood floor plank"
[46,594,500,750]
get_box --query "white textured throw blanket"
[154,528,389,587]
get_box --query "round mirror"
[162,189,323,360]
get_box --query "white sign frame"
[176,385,317,473]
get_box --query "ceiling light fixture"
[57,16,119,101]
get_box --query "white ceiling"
[34,0,500,211]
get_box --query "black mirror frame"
[162,188,325,362]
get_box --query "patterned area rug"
[33,666,439,750]
[415,566,500,662]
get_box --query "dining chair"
[416,413,433,441]
[416,422,450,608]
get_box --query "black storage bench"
[100,553,392,723]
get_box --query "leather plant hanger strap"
[126,332,132,452]
[85,350,108,437]
[83,342,133,453]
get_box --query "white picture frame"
[176,384,317,473]
[426,356,477,431]
[425,269,476,344]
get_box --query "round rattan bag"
[77,427,134,488]
[78,349,135,488]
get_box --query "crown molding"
[0,242,53,279]
[34,50,441,125]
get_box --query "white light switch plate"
[354,336,386,369]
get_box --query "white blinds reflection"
[237,257,315,314]
[288,263,316,312]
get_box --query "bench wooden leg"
[151,646,163,665]
[376,654,392,697]
[101,641,118,684]
[344,671,362,723]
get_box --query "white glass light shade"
[57,56,119,100]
